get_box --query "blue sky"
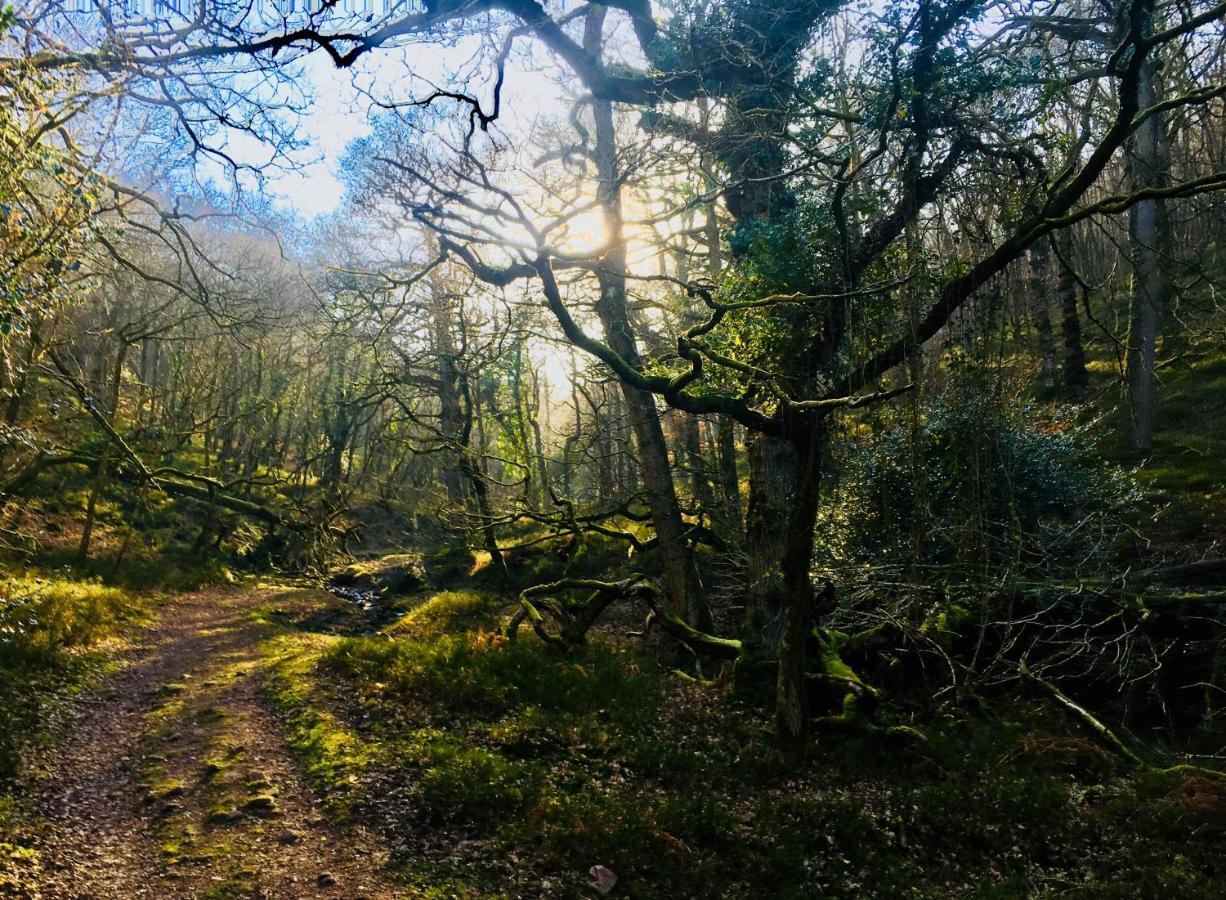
[257,37,563,220]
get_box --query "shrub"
[0,573,139,663]
[819,381,1137,571]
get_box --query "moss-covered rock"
[329,553,425,597]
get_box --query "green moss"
[424,544,478,585]
[144,778,187,802]
[323,626,658,725]
[195,706,227,725]
[0,573,142,658]
[199,872,256,900]
[0,571,147,779]
[261,635,377,815]
[334,553,425,595]
[412,731,543,820]
[384,591,504,638]
[1099,351,1226,546]
[241,794,278,816]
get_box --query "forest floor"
[8,584,398,899]
[4,560,1225,898]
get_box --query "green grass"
[0,568,153,877]
[382,590,504,638]
[262,632,378,818]
[0,570,149,780]
[1096,353,1226,549]
[264,586,1226,898]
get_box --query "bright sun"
[558,209,607,254]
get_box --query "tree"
[11,0,1226,742]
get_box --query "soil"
[13,585,400,899]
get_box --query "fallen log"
[1128,558,1226,587]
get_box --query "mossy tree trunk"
[587,11,708,628]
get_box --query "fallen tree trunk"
[1,449,296,529]
[36,350,301,530]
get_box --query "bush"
[324,622,658,723]
[0,573,139,662]
[819,381,1137,571]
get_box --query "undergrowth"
[264,586,1226,898]
[0,568,153,888]
[0,571,149,780]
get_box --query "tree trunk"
[1028,243,1056,392]
[715,414,743,545]
[738,416,824,743]
[1126,54,1169,452]
[681,413,716,516]
[1052,235,1089,396]
[80,343,129,560]
[431,282,468,505]
[530,368,551,506]
[461,453,507,579]
[587,38,707,627]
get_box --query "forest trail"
[18,585,399,899]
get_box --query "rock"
[317,872,337,887]
[205,807,244,825]
[329,553,425,599]
[144,782,185,804]
[241,794,278,816]
[276,829,300,845]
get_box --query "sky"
[255,35,567,220]
[266,54,372,217]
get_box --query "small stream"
[328,583,379,611]
[326,581,409,628]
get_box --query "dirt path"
[19,585,401,899]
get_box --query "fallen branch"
[1128,558,1226,588]
[42,351,301,530]
[507,577,741,658]
[1019,661,1146,767]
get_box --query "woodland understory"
[3,0,1226,896]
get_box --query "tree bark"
[1052,235,1089,396]
[738,416,824,743]
[715,414,743,546]
[1126,52,1169,452]
[586,16,707,628]
[1028,243,1057,392]
[430,280,468,505]
[80,342,129,559]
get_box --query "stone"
[241,794,278,816]
[205,807,243,825]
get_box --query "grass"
[0,568,153,883]
[0,570,149,780]
[263,584,1226,898]
[262,632,377,818]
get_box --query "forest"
[2,0,1226,896]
